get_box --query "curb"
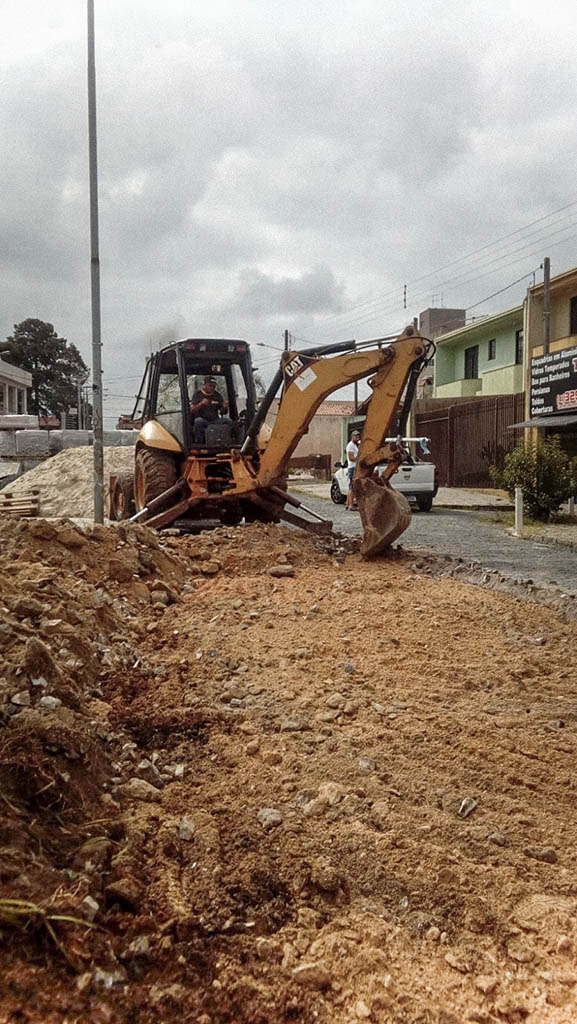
[437,504,514,512]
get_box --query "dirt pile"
[1,517,577,1023]
[1,446,135,517]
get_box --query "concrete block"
[15,430,51,457]
[103,430,139,447]
[48,430,92,451]
[0,415,38,430]
[0,432,17,457]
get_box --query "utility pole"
[284,329,290,352]
[87,0,104,522]
[543,256,551,355]
[77,378,83,429]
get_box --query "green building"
[433,306,524,399]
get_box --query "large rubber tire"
[331,479,346,505]
[109,473,136,521]
[134,448,178,513]
[416,495,433,513]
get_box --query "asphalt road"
[291,492,577,596]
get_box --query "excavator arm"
[256,325,429,555]
[257,326,427,483]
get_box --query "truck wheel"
[416,495,433,512]
[331,479,346,505]
[109,473,136,521]
[135,448,178,512]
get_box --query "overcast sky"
[2,0,577,423]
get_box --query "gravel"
[295,495,577,594]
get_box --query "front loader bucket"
[355,476,411,557]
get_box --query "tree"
[490,435,575,521]
[0,319,88,417]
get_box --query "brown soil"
[1,516,576,1023]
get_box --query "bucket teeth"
[355,477,411,557]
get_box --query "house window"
[464,345,479,380]
[0,385,4,414]
[488,338,496,361]
[515,329,524,365]
[570,296,577,337]
[8,386,16,413]
[17,390,24,414]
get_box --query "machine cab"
[131,338,257,454]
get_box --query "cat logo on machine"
[285,356,305,379]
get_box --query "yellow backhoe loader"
[108,326,433,556]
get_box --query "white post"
[514,487,523,536]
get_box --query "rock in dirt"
[120,936,151,961]
[523,844,558,864]
[268,565,295,578]
[179,815,195,841]
[81,895,100,921]
[39,695,62,710]
[92,967,128,989]
[121,777,162,802]
[257,807,283,829]
[445,949,471,973]
[291,962,332,989]
[280,716,310,732]
[10,690,30,706]
[105,877,143,911]
[458,797,478,819]
[475,975,498,996]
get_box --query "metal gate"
[415,394,524,487]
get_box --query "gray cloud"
[2,0,577,425]
[234,265,344,317]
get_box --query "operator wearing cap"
[190,376,230,444]
[346,429,361,511]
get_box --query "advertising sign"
[530,344,577,417]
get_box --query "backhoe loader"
[107,326,433,556]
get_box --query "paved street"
[291,492,577,595]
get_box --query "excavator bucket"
[355,476,411,557]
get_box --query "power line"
[314,196,577,331]
[314,224,577,339]
[466,269,540,313]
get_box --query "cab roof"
[161,337,248,353]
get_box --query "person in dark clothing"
[190,376,232,444]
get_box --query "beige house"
[0,358,31,416]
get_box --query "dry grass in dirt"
[0,515,577,1024]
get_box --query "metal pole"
[77,378,83,429]
[87,0,104,523]
[543,256,550,356]
[284,329,289,352]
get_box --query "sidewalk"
[289,477,513,510]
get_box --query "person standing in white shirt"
[345,429,361,511]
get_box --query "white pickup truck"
[331,437,438,512]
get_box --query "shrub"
[490,435,573,521]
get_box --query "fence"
[289,454,332,480]
[414,394,525,487]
